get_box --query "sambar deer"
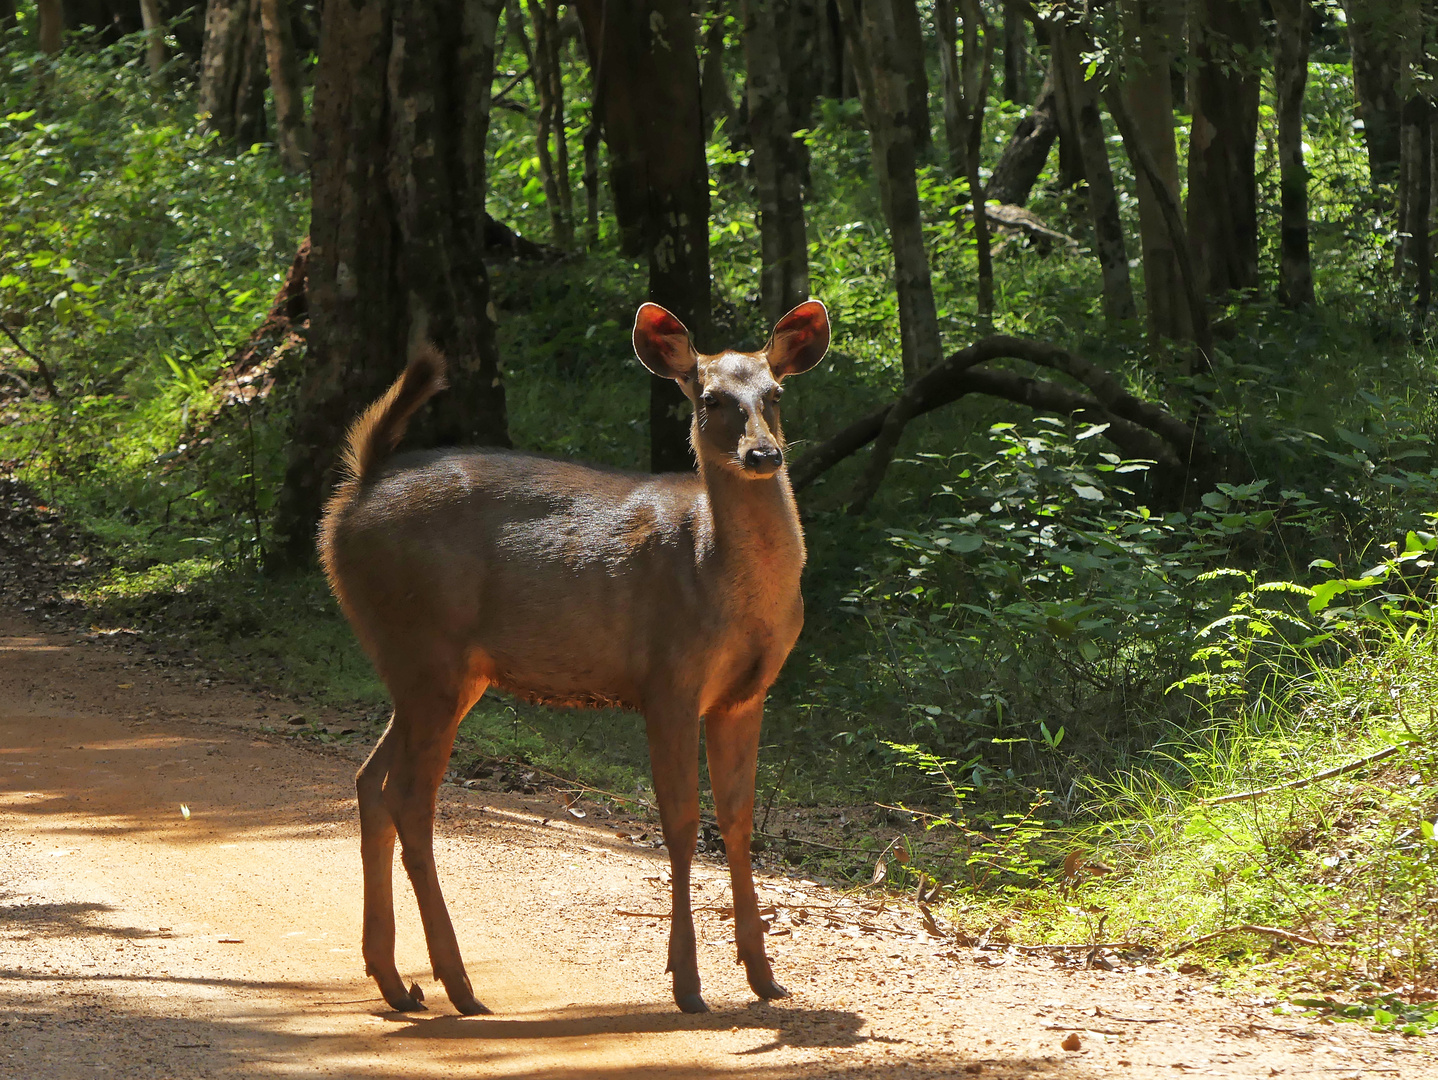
[319,300,830,1015]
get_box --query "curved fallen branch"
[1168,924,1348,956]
[789,334,1205,510]
[1201,744,1402,806]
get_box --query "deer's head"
[633,300,829,479]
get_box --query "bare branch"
[0,320,62,399]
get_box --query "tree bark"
[1002,0,1025,103]
[700,1,740,140]
[986,73,1057,206]
[138,0,166,78]
[1187,0,1260,299]
[1397,7,1433,313]
[576,0,713,472]
[1050,15,1135,324]
[259,0,308,173]
[1341,0,1403,186]
[835,0,944,380]
[272,0,511,568]
[1272,0,1314,307]
[745,0,811,324]
[199,0,268,148]
[890,0,931,156]
[528,0,574,248]
[935,0,994,326]
[38,0,64,52]
[1121,0,1190,340]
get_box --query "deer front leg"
[706,697,788,1000]
[644,699,705,1013]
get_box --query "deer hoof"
[383,982,427,1012]
[453,995,492,1016]
[675,992,710,1014]
[752,977,790,1000]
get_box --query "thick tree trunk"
[1051,17,1135,324]
[199,0,268,148]
[986,74,1056,206]
[785,0,821,129]
[818,0,846,99]
[745,0,811,324]
[38,0,64,52]
[1397,8,1433,314]
[1273,0,1314,307]
[139,0,166,77]
[1188,0,1260,299]
[891,0,931,156]
[1121,0,1190,340]
[1002,0,1025,103]
[836,0,945,381]
[528,0,574,248]
[272,0,510,568]
[576,0,713,472]
[258,0,308,173]
[1342,0,1403,186]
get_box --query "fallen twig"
[972,941,1139,953]
[1201,744,1402,805]
[1168,924,1347,956]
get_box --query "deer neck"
[697,457,806,594]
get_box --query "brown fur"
[318,301,830,1017]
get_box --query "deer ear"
[633,303,698,381]
[765,300,830,379]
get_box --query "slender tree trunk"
[1342,0,1403,186]
[1121,0,1190,340]
[818,0,846,98]
[138,0,166,78]
[1273,0,1314,307]
[1002,0,1025,103]
[272,0,510,567]
[528,0,574,247]
[38,0,64,52]
[259,0,308,172]
[1398,7,1433,312]
[700,1,740,139]
[986,73,1057,206]
[576,0,713,472]
[936,0,993,326]
[1051,16,1135,324]
[785,0,821,129]
[745,0,811,324]
[199,0,268,147]
[836,0,944,381]
[1188,0,1260,299]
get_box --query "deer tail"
[339,344,449,484]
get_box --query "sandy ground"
[1,609,1434,1079]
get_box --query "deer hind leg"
[381,672,490,1015]
[357,718,422,1011]
[644,699,705,1013]
[706,698,788,1000]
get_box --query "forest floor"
[2,607,1435,1079]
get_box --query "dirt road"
[1,610,1431,1079]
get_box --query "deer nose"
[744,446,783,473]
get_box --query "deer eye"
[770,386,783,401]
[701,390,722,408]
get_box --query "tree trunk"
[199,0,268,148]
[986,74,1057,206]
[139,0,166,78]
[1398,7,1433,313]
[818,0,846,98]
[1188,0,1260,299]
[272,0,511,568]
[528,0,574,248]
[891,0,930,156]
[576,0,713,472]
[259,0,308,173]
[700,2,740,139]
[1342,0,1403,186]
[936,0,994,326]
[1273,0,1314,307]
[1051,16,1135,324]
[836,0,944,381]
[1002,0,1025,103]
[785,0,822,130]
[1121,0,1190,341]
[38,0,64,52]
[745,0,811,324]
